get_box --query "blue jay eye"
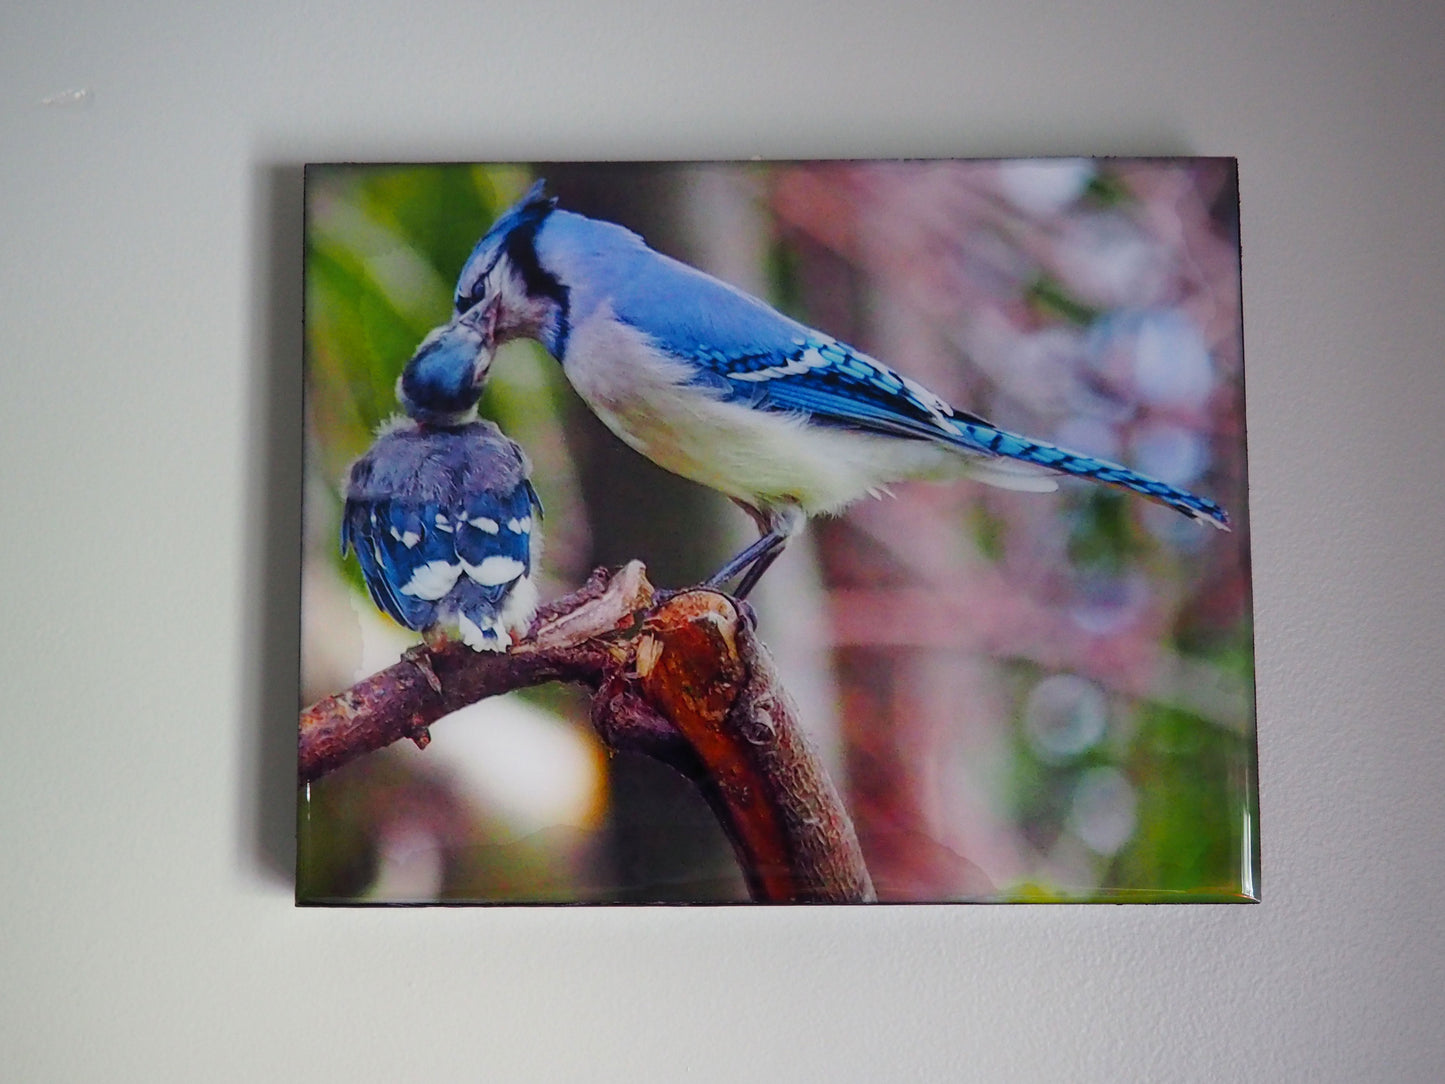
[457,273,490,314]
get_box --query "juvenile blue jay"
[401,181,1229,599]
[342,416,542,652]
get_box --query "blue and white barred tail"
[948,419,1229,529]
[341,417,542,651]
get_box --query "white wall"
[3,2,1442,1079]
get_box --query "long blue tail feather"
[951,419,1230,529]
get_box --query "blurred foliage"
[1116,700,1252,896]
[298,754,594,904]
[1067,490,1146,573]
[1025,274,1103,326]
[1002,645,1255,902]
[306,164,524,470]
[968,503,1007,564]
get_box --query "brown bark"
[635,591,875,903]
[299,563,874,903]
[299,562,654,784]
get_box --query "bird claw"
[734,597,758,630]
[402,643,444,696]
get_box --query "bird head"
[453,180,571,357]
[396,309,495,426]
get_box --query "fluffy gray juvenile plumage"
[341,417,541,652]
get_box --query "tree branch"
[299,561,653,782]
[299,561,874,902]
[633,590,875,903]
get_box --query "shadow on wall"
[239,162,306,884]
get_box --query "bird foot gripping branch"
[299,562,874,903]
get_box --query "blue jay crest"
[301,159,1257,906]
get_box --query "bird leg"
[704,530,786,594]
[703,504,803,600]
[732,544,785,600]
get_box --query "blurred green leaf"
[1024,273,1102,326]
[1082,168,1133,208]
[1112,701,1251,894]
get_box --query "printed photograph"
[298,159,1256,904]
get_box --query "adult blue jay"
[342,416,542,652]
[401,181,1228,599]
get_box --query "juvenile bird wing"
[341,424,540,635]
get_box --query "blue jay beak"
[459,293,503,355]
[456,300,500,380]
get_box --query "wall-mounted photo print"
[298,159,1256,904]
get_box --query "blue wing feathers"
[341,420,538,638]
[523,479,544,520]
[342,499,439,629]
[454,485,534,583]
